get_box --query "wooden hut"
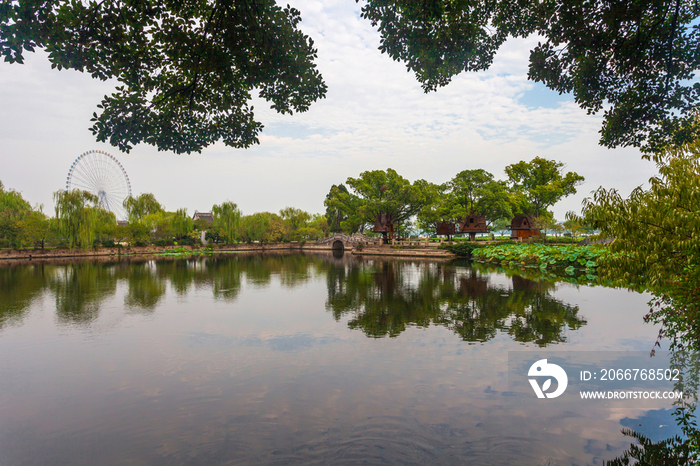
[436,221,456,238]
[510,215,540,240]
[373,212,395,243]
[459,212,488,241]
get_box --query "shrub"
[443,242,484,258]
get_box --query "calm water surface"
[0,253,675,465]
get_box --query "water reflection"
[0,264,48,328]
[326,258,586,345]
[0,255,586,345]
[0,253,687,465]
[0,254,335,328]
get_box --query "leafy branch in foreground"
[581,139,700,463]
[1,0,327,153]
[359,0,700,152]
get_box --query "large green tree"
[505,157,584,217]
[359,0,700,152]
[325,184,349,233]
[449,169,513,223]
[1,0,326,153]
[417,170,512,237]
[329,169,435,240]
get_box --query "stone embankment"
[352,245,456,259]
[1,241,458,262]
[0,242,333,261]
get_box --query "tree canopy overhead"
[359,0,700,152]
[1,0,326,154]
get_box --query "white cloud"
[0,1,656,220]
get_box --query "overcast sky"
[0,0,657,222]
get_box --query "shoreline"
[0,242,460,263]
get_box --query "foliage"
[0,180,34,248]
[1,0,327,154]
[581,141,700,409]
[21,210,53,249]
[579,140,700,461]
[327,169,435,237]
[563,211,587,238]
[415,182,452,232]
[604,429,692,466]
[279,207,310,241]
[308,213,330,239]
[472,243,608,272]
[325,184,349,233]
[240,212,271,243]
[123,193,164,223]
[54,189,114,250]
[529,213,557,242]
[582,144,700,290]
[506,157,584,217]
[489,218,510,237]
[325,182,367,233]
[358,0,700,152]
[212,201,241,244]
[347,169,434,224]
[449,169,512,223]
[171,208,194,241]
[443,241,485,258]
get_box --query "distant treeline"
[1,157,590,251]
[0,182,329,250]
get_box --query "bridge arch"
[316,233,376,251]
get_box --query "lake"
[0,253,681,465]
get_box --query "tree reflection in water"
[49,262,119,324]
[0,264,50,329]
[0,253,335,327]
[326,258,586,345]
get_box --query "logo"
[528,359,568,399]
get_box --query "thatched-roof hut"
[460,212,488,240]
[436,221,456,236]
[510,215,540,240]
[373,212,395,243]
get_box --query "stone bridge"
[316,233,377,251]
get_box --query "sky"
[0,0,658,222]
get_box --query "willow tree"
[171,208,194,242]
[212,201,242,244]
[123,193,164,223]
[54,190,111,250]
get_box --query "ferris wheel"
[65,150,132,221]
